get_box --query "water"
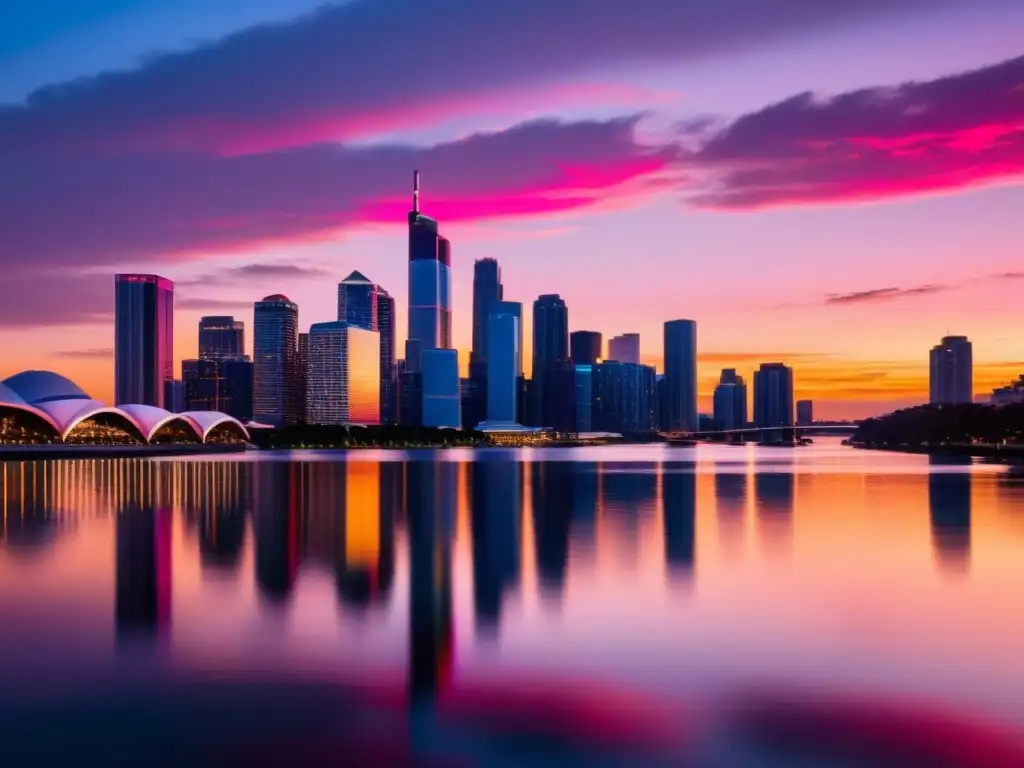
[3,438,1024,765]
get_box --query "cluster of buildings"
[108,171,813,436]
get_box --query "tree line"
[852,403,1024,447]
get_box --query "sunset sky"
[1,0,1022,419]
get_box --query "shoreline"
[0,443,247,461]
[850,442,1024,462]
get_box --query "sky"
[0,0,1022,419]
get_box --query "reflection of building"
[930,335,973,405]
[470,461,522,634]
[754,472,794,547]
[196,464,248,573]
[713,369,748,431]
[254,463,301,603]
[115,274,174,408]
[254,294,299,427]
[198,316,244,361]
[607,333,640,365]
[928,459,972,574]
[333,462,395,610]
[662,320,697,432]
[408,462,456,701]
[570,331,603,367]
[115,503,172,644]
[662,463,696,582]
[531,462,574,601]
[714,468,747,550]
[753,363,794,429]
[306,321,381,425]
[601,461,658,562]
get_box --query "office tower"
[198,316,244,361]
[485,311,519,424]
[571,331,603,367]
[607,333,640,365]
[592,361,657,433]
[930,335,973,405]
[296,332,309,424]
[306,322,380,426]
[377,291,397,423]
[713,368,748,431]
[421,349,461,428]
[574,364,594,432]
[408,170,453,356]
[253,294,298,426]
[164,380,183,413]
[663,320,697,432]
[753,363,795,429]
[796,399,814,426]
[114,274,174,407]
[337,270,380,330]
[471,258,503,368]
[531,294,570,427]
[182,358,255,421]
[221,358,254,421]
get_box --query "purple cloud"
[686,54,1024,209]
[177,263,332,287]
[824,285,950,306]
[0,0,952,155]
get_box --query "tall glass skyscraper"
[253,294,298,427]
[663,319,697,432]
[306,321,380,426]
[485,311,519,424]
[471,258,503,368]
[713,368,748,431]
[114,274,174,408]
[570,331,603,366]
[338,270,396,423]
[930,335,973,404]
[408,172,453,357]
[198,316,244,361]
[532,294,569,374]
[753,362,795,428]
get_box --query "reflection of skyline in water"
[754,471,794,550]
[714,464,747,554]
[600,462,658,567]
[115,502,172,646]
[470,459,521,636]
[662,462,696,584]
[928,457,972,576]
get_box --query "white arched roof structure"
[2,370,91,405]
[117,404,202,442]
[180,411,250,441]
[34,399,146,442]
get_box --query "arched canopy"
[0,382,28,406]
[0,403,62,440]
[59,405,147,443]
[2,371,90,405]
[180,411,250,442]
[117,404,202,442]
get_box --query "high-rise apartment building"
[296,332,309,424]
[662,320,697,432]
[592,361,657,433]
[607,333,640,365]
[485,311,519,424]
[930,335,973,405]
[377,291,396,424]
[796,399,814,426]
[570,331,603,366]
[471,258,503,368]
[530,294,570,427]
[306,322,380,426]
[114,274,174,408]
[574,365,594,432]
[713,368,748,431]
[198,316,244,361]
[753,363,794,429]
[253,294,298,427]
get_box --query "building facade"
[713,368,748,431]
[592,361,657,433]
[253,294,298,427]
[574,365,594,432]
[337,271,395,424]
[570,331,603,367]
[662,320,697,432]
[421,349,461,429]
[607,333,641,365]
[485,311,519,424]
[930,335,973,405]
[408,171,452,357]
[198,316,244,361]
[306,322,380,426]
[530,294,570,427]
[796,399,814,426]
[114,274,174,408]
[471,258,503,369]
[753,363,794,429]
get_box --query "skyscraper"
[753,363,794,429]
[796,399,814,426]
[337,271,396,423]
[198,316,244,361]
[253,294,298,427]
[570,331,603,366]
[592,361,657,433]
[408,170,453,357]
[713,368,748,431]
[296,332,309,424]
[485,310,519,424]
[930,335,973,405]
[663,320,697,432]
[114,274,174,408]
[530,294,569,427]
[607,333,640,365]
[471,258,503,368]
[306,322,380,425]
[405,171,459,427]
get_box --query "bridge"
[663,424,858,443]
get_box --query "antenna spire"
[413,169,420,213]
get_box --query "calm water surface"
[3,438,1024,765]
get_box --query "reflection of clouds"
[928,460,972,577]
[662,463,696,585]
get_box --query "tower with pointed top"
[337,270,395,422]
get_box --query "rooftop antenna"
[413,169,420,213]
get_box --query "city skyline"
[2,1,1023,419]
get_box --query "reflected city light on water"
[1,439,1024,764]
